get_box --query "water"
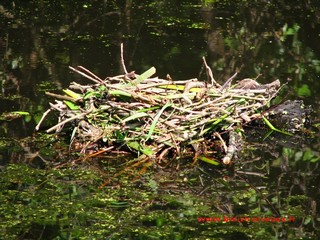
[0,1,319,239]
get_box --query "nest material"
[37,64,281,162]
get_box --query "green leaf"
[137,106,161,112]
[64,100,80,110]
[108,90,132,97]
[297,84,311,97]
[63,89,82,99]
[127,141,154,156]
[10,111,30,115]
[262,116,293,136]
[99,85,106,91]
[141,146,154,156]
[108,201,129,208]
[198,156,220,166]
[24,115,32,122]
[145,103,171,142]
[303,149,314,161]
[127,141,140,151]
[131,67,156,86]
[70,126,78,143]
[121,112,148,123]
[83,91,97,99]
[115,130,126,141]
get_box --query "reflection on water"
[0,1,319,239]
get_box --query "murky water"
[0,1,319,239]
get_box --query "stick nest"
[38,64,281,163]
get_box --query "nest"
[37,59,281,164]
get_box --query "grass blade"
[121,112,149,123]
[63,89,82,100]
[131,67,156,86]
[145,103,172,142]
[198,156,220,166]
[262,116,293,136]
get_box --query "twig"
[49,101,66,112]
[78,66,104,83]
[169,132,180,155]
[236,170,266,177]
[35,109,51,131]
[69,66,103,84]
[69,82,92,92]
[46,111,89,133]
[121,43,128,74]
[220,72,238,92]
[202,57,220,87]
[45,91,80,102]
[214,132,228,153]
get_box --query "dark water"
[0,1,319,239]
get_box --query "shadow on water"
[0,1,319,239]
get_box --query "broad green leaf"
[83,91,96,99]
[303,149,314,161]
[297,84,311,97]
[99,85,106,91]
[127,141,154,156]
[131,67,156,86]
[115,130,126,141]
[141,146,154,156]
[63,89,82,99]
[127,141,140,151]
[64,100,80,110]
[24,115,32,122]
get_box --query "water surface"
[0,1,319,239]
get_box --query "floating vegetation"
[37,57,282,165]
[0,111,30,121]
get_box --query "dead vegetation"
[37,54,282,166]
